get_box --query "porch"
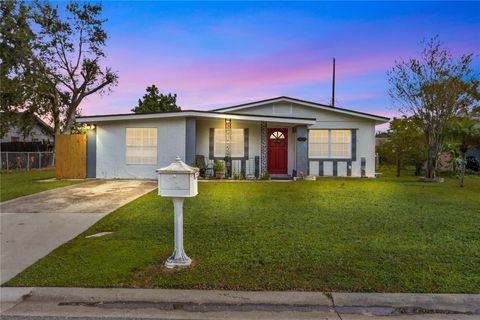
[185,115,314,179]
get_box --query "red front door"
[267,128,288,174]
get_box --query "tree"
[132,85,181,113]
[387,37,479,180]
[383,117,426,177]
[1,1,118,135]
[445,117,480,187]
[0,1,36,110]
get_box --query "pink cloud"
[81,34,423,117]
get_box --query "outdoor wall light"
[225,119,231,124]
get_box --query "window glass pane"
[214,129,225,157]
[309,130,329,143]
[214,128,244,158]
[331,130,351,143]
[231,129,245,157]
[269,131,285,139]
[331,143,351,158]
[309,143,329,158]
[126,128,157,164]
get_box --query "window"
[330,130,351,158]
[214,128,244,158]
[269,131,285,142]
[309,129,351,158]
[11,136,19,142]
[126,128,157,165]
[308,130,329,157]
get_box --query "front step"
[270,174,292,180]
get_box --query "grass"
[0,169,85,202]
[6,167,480,293]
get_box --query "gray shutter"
[209,128,214,160]
[244,128,249,159]
[351,129,357,161]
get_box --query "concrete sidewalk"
[1,287,479,319]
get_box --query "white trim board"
[78,111,316,125]
[213,97,389,124]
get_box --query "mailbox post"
[157,156,199,268]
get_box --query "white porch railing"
[205,157,259,179]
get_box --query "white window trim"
[309,129,352,159]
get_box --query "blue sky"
[81,1,479,126]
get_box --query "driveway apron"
[0,180,156,284]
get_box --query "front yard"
[0,170,85,202]
[6,168,480,293]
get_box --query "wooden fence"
[55,134,86,179]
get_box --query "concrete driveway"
[0,180,156,285]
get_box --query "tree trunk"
[62,113,75,134]
[425,129,443,180]
[460,152,466,188]
[425,147,437,179]
[396,157,402,177]
[415,162,422,176]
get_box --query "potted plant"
[214,160,225,179]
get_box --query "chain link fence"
[0,152,55,171]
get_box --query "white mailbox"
[157,156,199,197]
[156,156,199,268]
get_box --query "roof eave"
[77,111,316,125]
[213,96,390,123]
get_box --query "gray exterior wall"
[89,100,381,179]
[229,101,377,177]
[185,117,196,166]
[95,118,186,179]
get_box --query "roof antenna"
[331,57,336,108]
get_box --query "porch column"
[260,121,268,174]
[185,117,196,166]
[295,125,308,176]
[86,127,97,178]
[224,118,232,178]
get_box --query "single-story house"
[77,96,389,179]
[0,112,54,143]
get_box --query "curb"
[3,287,480,315]
[26,287,333,306]
[5,287,480,314]
[0,288,33,303]
[332,292,480,314]
[0,287,33,313]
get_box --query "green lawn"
[6,168,480,293]
[0,169,85,202]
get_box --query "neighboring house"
[0,113,54,143]
[77,96,389,179]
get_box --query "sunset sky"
[82,1,479,124]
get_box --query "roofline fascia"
[77,110,316,125]
[213,96,390,123]
[35,116,54,134]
